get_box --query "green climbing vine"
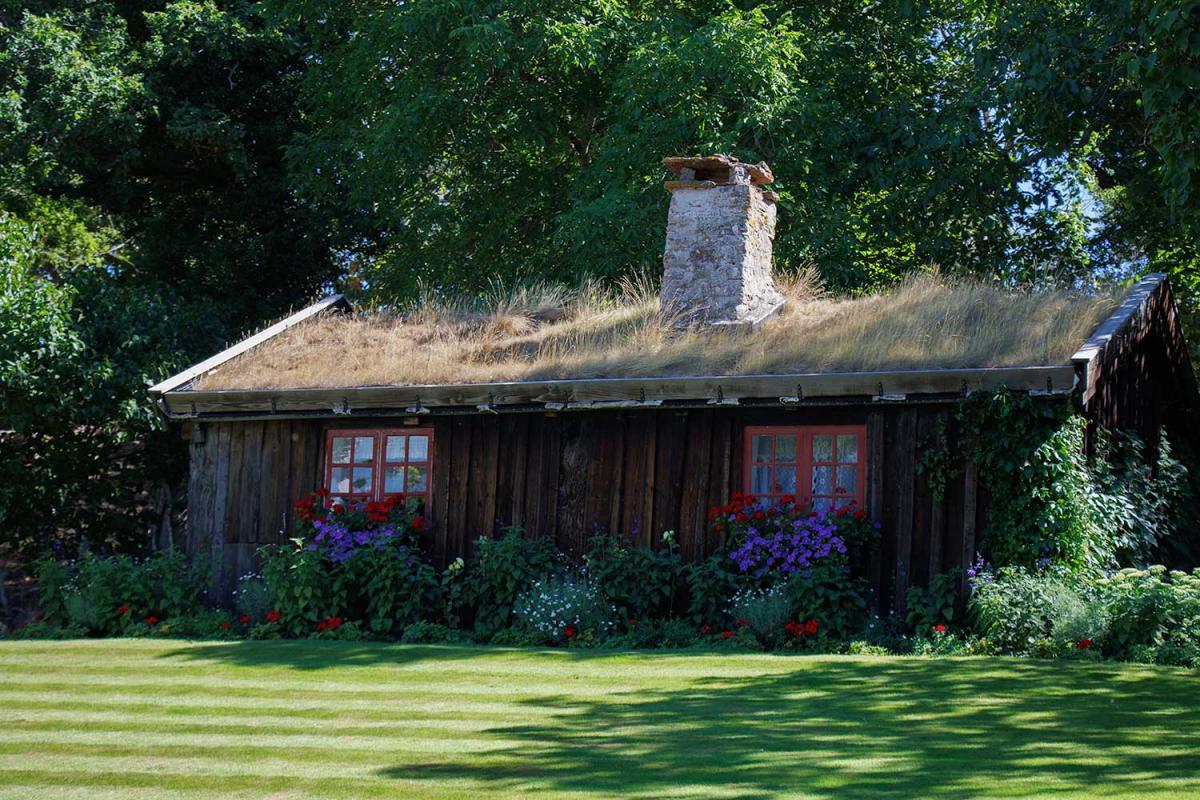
[915,417,958,504]
[956,387,1188,576]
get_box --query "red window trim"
[743,425,867,511]
[323,428,433,511]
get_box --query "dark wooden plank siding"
[187,403,984,611]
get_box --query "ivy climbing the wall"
[957,388,1189,576]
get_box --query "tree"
[0,0,337,555]
[280,0,1096,299]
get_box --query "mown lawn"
[0,641,1198,799]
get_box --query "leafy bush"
[729,584,792,648]
[584,530,683,622]
[513,573,615,643]
[906,571,960,635]
[490,626,551,647]
[686,550,745,626]
[261,495,438,637]
[454,527,565,638]
[784,563,869,640]
[400,621,472,644]
[968,566,1065,655]
[34,549,211,636]
[234,573,271,622]
[1096,567,1200,665]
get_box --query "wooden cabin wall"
[1085,278,1200,456]
[187,403,982,612]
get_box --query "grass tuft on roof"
[193,271,1123,391]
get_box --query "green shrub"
[654,618,703,649]
[730,584,792,648]
[905,571,960,635]
[784,563,869,640]
[489,626,551,647]
[514,572,615,642]
[259,535,440,638]
[400,621,472,644]
[234,573,271,622]
[454,527,565,639]
[968,567,1064,654]
[686,550,745,626]
[259,539,331,637]
[34,549,211,636]
[583,530,684,622]
[1096,567,1200,664]
[846,640,891,656]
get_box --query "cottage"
[152,155,1199,608]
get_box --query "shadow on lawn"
[371,657,1200,799]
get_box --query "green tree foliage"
[279,0,1100,298]
[0,1,337,555]
[974,0,1200,307]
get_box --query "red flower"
[316,621,327,632]
[116,604,130,615]
[780,494,795,506]
[627,618,637,628]
[854,509,867,521]
[934,624,946,633]
[265,611,282,623]
[332,503,346,514]
[145,616,159,626]
[239,615,251,624]
[328,616,343,630]
[412,515,425,531]
[700,625,714,635]
[219,622,232,630]
[803,619,819,636]
[735,513,748,523]
[721,630,734,640]
[564,625,577,639]
[737,618,748,628]
[752,510,766,522]
[714,523,726,534]
[1076,639,1093,650]
[708,506,721,520]
[784,621,803,637]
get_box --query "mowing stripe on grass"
[1,640,1198,800]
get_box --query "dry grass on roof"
[192,271,1123,391]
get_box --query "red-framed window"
[324,428,432,512]
[744,425,866,513]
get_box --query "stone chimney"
[660,155,785,326]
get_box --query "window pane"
[405,496,423,512]
[408,435,429,462]
[386,436,406,462]
[330,466,352,494]
[353,436,374,463]
[351,467,373,493]
[837,434,858,463]
[751,434,772,463]
[775,435,797,463]
[836,465,857,496]
[812,465,834,495]
[812,435,834,462]
[833,497,853,511]
[776,467,797,494]
[407,465,428,493]
[813,497,833,514]
[384,466,405,494]
[750,465,772,494]
[330,437,352,464]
